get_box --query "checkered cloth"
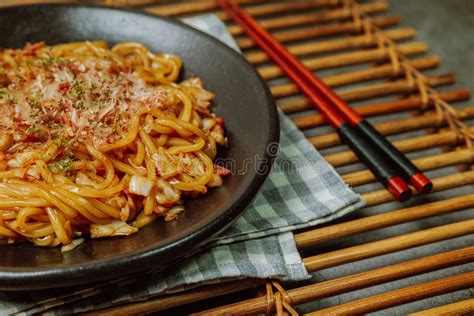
[0,14,364,315]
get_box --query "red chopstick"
[218,0,432,195]
[217,0,413,201]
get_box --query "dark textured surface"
[391,0,474,92]
[0,5,279,290]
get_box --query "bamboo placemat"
[4,0,474,314]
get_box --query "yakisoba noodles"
[0,41,230,251]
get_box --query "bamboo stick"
[363,170,474,206]
[308,272,474,315]
[85,279,258,316]
[105,0,163,6]
[331,74,454,102]
[324,127,472,167]
[318,56,439,89]
[247,27,416,65]
[0,0,258,9]
[145,0,261,17]
[295,194,474,248]
[237,15,401,49]
[227,1,389,36]
[303,219,474,271]
[409,298,474,316]
[260,41,428,80]
[343,149,474,186]
[280,74,455,113]
[0,0,73,6]
[310,107,474,149]
[214,0,341,21]
[274,55,439,99]
[292,89,470,129]
[0,0,164,7]
[154,0,342,21]
[195,247,474,315]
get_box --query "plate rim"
[0,3,280,290]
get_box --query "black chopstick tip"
[387,176,412,202]
[410,173,433,194]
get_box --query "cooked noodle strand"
[0,41,229,249]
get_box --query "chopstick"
[241,9,432,194]
[217,0,417,201]
[220,0,432,195]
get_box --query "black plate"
[0,4,279,290]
